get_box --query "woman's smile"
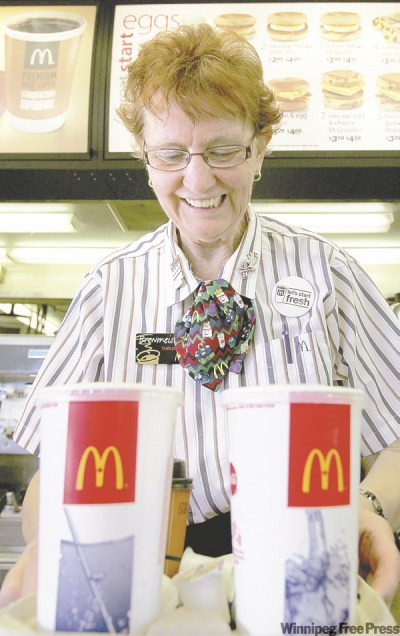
[182,195,226,209]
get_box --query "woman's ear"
[264,130,273,146]
[255,131,272,159]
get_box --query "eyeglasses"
[143,144,252,171]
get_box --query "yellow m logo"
[213,360,229,378]
[302,448,344,494]
[75,446,124,491]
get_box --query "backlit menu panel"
[109,3,400,153]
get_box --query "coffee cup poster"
[109,2,400,153]
[0,5,96,154]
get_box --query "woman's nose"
[182,154,217,192]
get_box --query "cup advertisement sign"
[0,5,96,154]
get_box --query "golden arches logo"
[213,360,229,378]
[302,448,344,494]
[75,446,124,491]
[30,48,55,66]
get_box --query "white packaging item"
[179,548,235,603]
[173,560,231,624]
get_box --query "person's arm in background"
[0,471,39,607]
[359,440,400,604]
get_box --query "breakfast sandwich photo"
[266,12,308,41]
[376,73,400,110]
[322,69,365,110]
[320,12,362,41]
[372,13,400,45]
[266,77,311,111]
[213,13,257,40]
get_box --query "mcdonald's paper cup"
[4,11,86,132]
[37,383,182,634]
[221,385,363,636]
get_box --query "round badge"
[272,276,315,318]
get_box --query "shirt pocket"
[254,330,333,386]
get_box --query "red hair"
[118,23,281,151]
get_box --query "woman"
[1,23,400,608]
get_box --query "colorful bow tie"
[174,279,256,391]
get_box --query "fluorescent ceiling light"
[252,201,395,234]
[0,213,76,233]
[0,203,72,213]
[252,201,394,214]
[345,247,400,265]
[9,247,113,265]
[259,213,393,233]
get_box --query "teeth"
[185,196,222,208]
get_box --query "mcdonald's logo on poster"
[63,400,138,504]
[287,403,351,507]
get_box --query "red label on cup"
[288,403,351,507]
[63,400,138,504]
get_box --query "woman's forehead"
[143,90,251,126]
[142,100,251,140]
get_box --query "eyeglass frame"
[142,143,253,171]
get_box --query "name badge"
[135,333,178,365]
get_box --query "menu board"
[108,2,400,154]
[0,5,96,154]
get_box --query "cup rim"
[37,382,184,405]
[4,11,87,42]
[221,384,364,407]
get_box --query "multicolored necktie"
[174,279,256,391]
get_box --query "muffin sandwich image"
[213,13,257,39]
[322,70,365,110]
[267,77,310,111]
[266,12,308,41]
[320,12,362,41]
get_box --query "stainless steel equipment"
[0,334,52,587]
[0,495,25,588]
[0,334,52,496]
[0,334,52,385]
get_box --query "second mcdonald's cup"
[221,385,363,636]
[37,383,182,634]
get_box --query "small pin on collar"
[239,252,258,279]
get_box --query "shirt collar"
[165,223,200,306]
[220,204,261,299]
[164,204,261,306]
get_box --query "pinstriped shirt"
[14,205,400,523]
